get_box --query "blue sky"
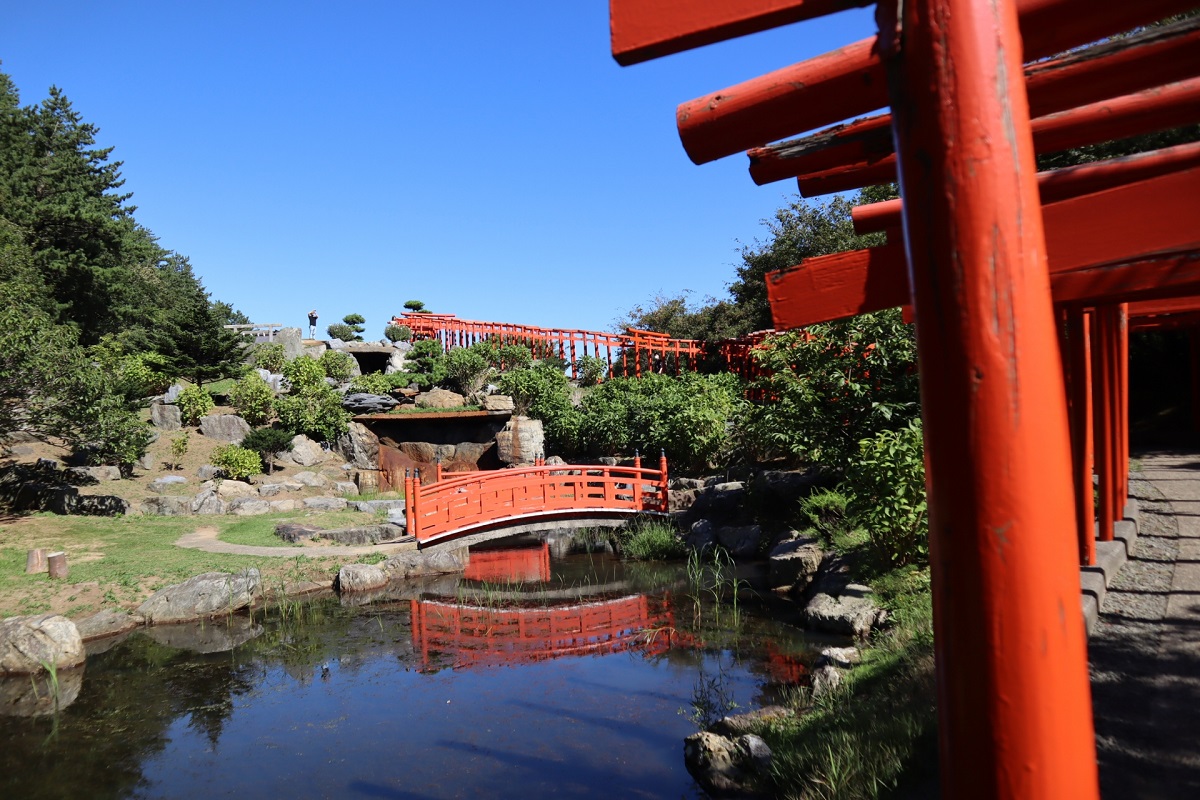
[2,2,875,337]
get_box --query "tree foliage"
[229,373,275,426]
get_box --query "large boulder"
[150,403,182,431]
[683,481,747,525]
[342,393,399,414]
[67,465,121,483]
[415,388,466,409]
[398,441,437,463]
[768,535,825,590]
[802,583,885,638]
[335,564,388,593]
[149,475,188,494]
[293,471,328,488]
[136,568,261,624]
[683,732,771,798]
[140,495,192,516]
[199,414,251,443]
[75,610,142,642]
[304,496,347,511]
[276,326,305,360]
[383,548,468,578]
[483,394,515,412]
[335,421,379,469]
[714,524,762,559]
[750,469,823,507]
[287,435,327,466]
[495,416,544,466]
[0,669,83,716]
[216,480,257,499]
[0,614,85,674]
[228,498,272,516]
[191,489,228,515]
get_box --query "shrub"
[400,338,448,390]
[797,488,852,546]
[574,355,606,387]
[276,383,351,442]
[497,363,580,452]
[320,349,357,382]
[445,346,492,396]
[177,385,214,426]
[348,372,394,395]
[326,322,356,342]
[241,427,295,474]
[229,373,275,425]
[282,356,326,392]
[341,313,366,341]
[384,324,411,343]
[211,444,262,481]
[619,519,685,561]
[169,432,190,470]
[842,419,928,566]
[403,299,426,312]
[252,342,286,373]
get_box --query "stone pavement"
[1089,450,1200,799]
[175,526,417,557]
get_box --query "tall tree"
[152,281,247,386]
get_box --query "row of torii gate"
[608,2,1197,799]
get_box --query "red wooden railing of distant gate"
[404,453,669,544]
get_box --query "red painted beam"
[771,167,1200,328]
[1129,297,1200,319]
[676,0,1198,164]
[1066,309,1095,566]
[795,77,1200,196]
[609,0,870,66]
[853,143,1200,235]
[749,16,1200,185]
[1053,251,1200,308]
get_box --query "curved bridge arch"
[405,457,669,547]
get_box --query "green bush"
[400,338,448,390]
[169,431,190,470]
[252,342,286,373]
[320,349,357,382]
[276,383,350,442]
[326,322,356,342]
[229,373,275,425]
[348,372,394,395]
[403,299,426,312]
[797,488,853,547]
[619,519,685,561]
[497,363,580,452]
[282,356,326,392]
[241,427,295,474]
[177,385,214,426]
[211,444,262,481]
[445,346,492,396]
[842,419,928,567]
[384,324,411,342]
[574,355,606,387]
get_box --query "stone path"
[1090,450,1200,799]
[174,526,417,558]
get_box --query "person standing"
[308,309,318,339]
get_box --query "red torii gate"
[609,1,1198,798]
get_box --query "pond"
[0,536,827,799]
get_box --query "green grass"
[754,566,937,800]
[617,518,686,561]
[218,509,386,547]
[388,404,483,414]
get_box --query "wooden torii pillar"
[609,1,1198,796]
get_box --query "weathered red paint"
[885,0,1098,795]
[749,17,1200,186]
[853,142,1200,236]
[1093,308,1117,543]
[1067,310,1095,565]
[609,0,869,66]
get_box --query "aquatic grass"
[619,518,685,561]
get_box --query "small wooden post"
[632,450,643,508]
[411,469,422,541]
[404,469,415,536]
[47,551,68,580]
[25,548,47,574]
[658,449,669,512]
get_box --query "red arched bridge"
[403,453,670,546]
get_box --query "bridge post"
[632,450,643,508]
[658,450,669,512]
[404,469,415,538]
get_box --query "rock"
[150,403,182,431]
[453,441,493,468]
[335,422,379,469]
[483,394,515,412]
[684,481,747,525]
[143,617,263,654]
[669,488,699,513]
[434,444,457,462]
[159,383,184,404]
[342,393,399,414]
[276,523,322,543]
[67,465,122,483]
[383,548,468,578]
[191,489,227,515]
[258,483,286,497]
[140,495,192,516]
[335,564,388,593]
[495,416,544,466]
[710,706,793,737]
[738,734,772,774]
[768,535,825,590]
[75,610,142,642]
[269,499,300,512]
[715,524,762,558]
[198,464,222,480]
[349,499,406,513]
[328,337,348,349]
[36,458,59,471]
[199,414,252,443]
[294,471,328,488]
[320,524,403,545]
[686,519,717,553]
[149,475,188,493]
[817,646,861,669]
[0,669,83,715]
[803,583,884,638]
[385,349,407,374]
[415,388,465,409]
[229,498,272,516]
[135,568,261,624]
[304,496,347,511]
[751,469,822,506]
[277,327,304,359]
[135,453,155,471]
[334,481,359,496]
[287,435,327,466]
[5,444,34,455]
[398,441,437,463]
[0,614,85,674]
[216,480,257,499]
[811,663,844,700]
[684,732,751,797]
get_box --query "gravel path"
[1090,451,1200,799]
[174,526,417,557]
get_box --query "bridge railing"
[404,454,669,544]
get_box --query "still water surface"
[1,539,819,799]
